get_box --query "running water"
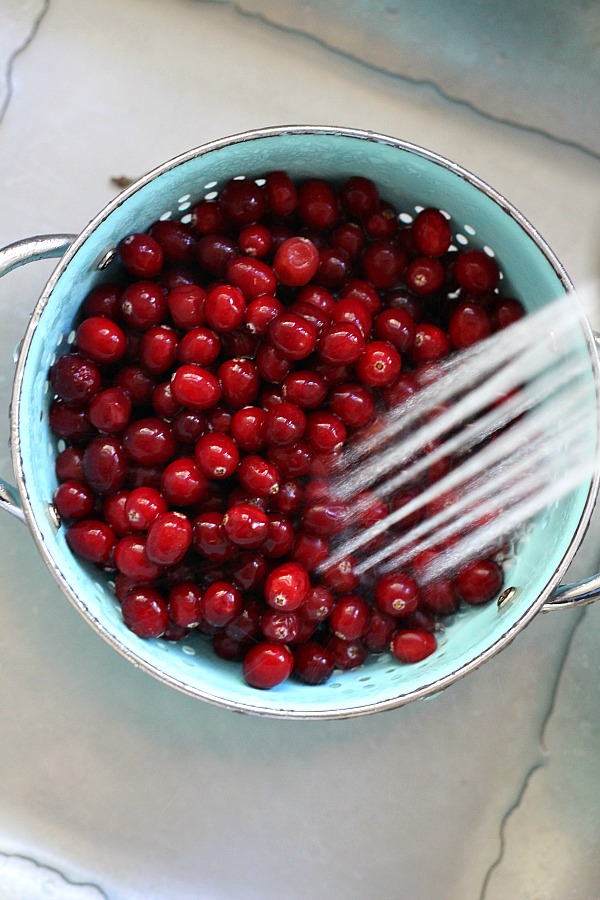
[320,288,600,585]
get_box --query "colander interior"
[13,127,598,717]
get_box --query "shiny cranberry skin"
[171,410,207,445]
[449,300,492,349]
[195,234,236,278]
[119,281,167,330]
[262,515,295,558]
[88,387,132,434]
[193,511,236,562]
[355,340,401,387]
[53,480,95,520]
[237,222,272,257]
[316,247,350,290]
[264,561,310,611]
[144,511,192,566]
[226,256,276,300]
[318,322,365,366]
[121,586,169,638]
[363,610,396,653]
[255,343,292,384]
[261,609,301,643]
[362,239,405,289]
[230,407,266,452]
[287,301,329,335]
[219,177,266,226]
[114,534,164,582]
[410,324,451,364]
[194,432,239,480]
[328,383,375,428]
[282,370,327,410]
[167,284,206,329]
[297,285,336,316]
[332,221,365,259]
[326,635,367,670]
[218,358,260,408]
[55,446,85,482]
[264,402,307,447]
[223,502,270,549]
[245,295,284,335]
[114,365,156,406]
[149,219,196,265]
[330,594,369,641]
[82,283,122,319]
[391,629,437,663]
[168,581,203,628]
[339,175,380,220]
[270,479,303,516]
[374,307,415,352]
[125,486,167,531]
[201,580,243,628]
[139,325,178,374]
[237,455,280,498]
[455,558,503,605]
[102,491,132,536]
[305,410,346,453]
[264,170,297,217]
[242,641,294,689]
[268,312,317,361]
[420,578,460,615]
[302,500,347,536]
[75,317,127,365]
[151,382,180,421]
[404,256,445,296]
[204,284,246,332]
[491,297,526,330]
[123,417,177,465]
[292,641,334,684]
[82,436,127,494]
[322,554,360,594]
[300,584,334,622]
[411,208,452,257]
[375,571,420,617]
[191,199,225,234]
[66,519,116,564]
[50,353,102,405]
[267,441,313,478]
[171,364,221,410]
[273,236,320,286]
[297,179,340,230]
[159,458,206,507]
[119,233,164,278]
[330,296,372,339]
[227,552,267,594]
[339,278,382,316]
[454,249,500,292]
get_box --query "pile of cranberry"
[48,171,525,690]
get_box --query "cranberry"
[121,586,169,638]
[171,364,221,410]
[193,511,236,562]
[55,446,85,482]
[120,233,164,279]
[191,199,225,234]
[202,580,243,628]
[242,642,294,689]
[318,322,365,366]
[297,179,340,230]
[420,578,460,615]
[293,641,335,684]
[491,297,525,330]
[139,325,178,374]
[283,370,328,410]
[238,222,272,257]
[54,480,95,521]
[218,358,260,408]
[237,455,280,497]
[82,283,122,319]
[149,219,196,265]
[195,433,239,480]
[262,609,301,643]
[256,342,292,384]
[226,256,276,299]
[125,486,167,531]
[411,208,452,257]
[267,441,313,479]
[361,240,405,289]
[316,246,350,290]
[297,285,335,316]
[340,278,381,316]
[328,383,374,428]
[119,281,167,330]
[66,519,116,564]
[264,402,306,447]
[167,284,206,329]
[269,312,317,361]
[355,340,401,387]
[123,417,177,465]
[83,436,128,495]
[339,176,380,220]
[264,170,298,217]
[374,307,415,351]
[331,221,365,259]
[230,407,267,452]
[114,365,156,406]
[222,503,270,548]
[171,409,207,445]
[375,572,420,617]
[363,610,396,654]
[145,511,192,566]
[245,295,284,335]
[391,630,437,663]
[305,410,346,453]
[114,535,164,582]
[448,300,492,349]
[330,594,370,641]
[273,236,319,286]
[410,324,450,364]
[161,458,208,506]
[89,387,132,434]
[454,249,500,292]
[455,558,503,605]
[326,635,367,670]
[50,353,102,405]
[76,317,127,365]
[264,561,310,611]
[219,177,266,226]
[262,515,295,558]
[168,581,203,628]
[204,284,246,333]
[330,296,372,339]
[404,256,445,295]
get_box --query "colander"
[1,125,599,719]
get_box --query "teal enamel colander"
[1,126,599,718]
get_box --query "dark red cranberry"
[300,583,334,621]
[364,201,399,239]
[151,382,181,421]
[125,486,167,531]
[318,322,365,366]
[114,365,156,406]
[411,208,452,257]
[167,284,206,329]
[168,581,203,628]
[297,284,336,316]
[404,256,445,295]
[119,281,167,330]
[55,446,85,482]
[144,511,192,566]
[316,247,350,290]
[114,534,164,582]
[120,233,164,279]
[225,598,263,642]
[362,240,405,289]
[326,635,367,670]
[201,580,243,628]
[82,283,122,319]
[305,410,346,454]
[297,179,340,230]
[222,502,270,548]
[171,409,207,445]
[121,586,169,638]
[219,177,266,226]
[301,500,348,536]
[339,175,380,220]
[88,387,132,434]
[245,295,284,335]
[192,511,236,562]
[50,353,102,405]
[269,312,317,361]
[53,480,95,520]
[83,436,128,495]
[293,641,335,684]
[374,307,415,352]
[123,417,177,465]
[330,594,370,641]
[355,340,401,387]
[195,234,237,278]
[218,358,260,408]
[65,519,117,564]
[331,221,365,259]
[454,249,500,292]
[339,278,381,316]
[264,402,307,447]
[238,222,272,257]
[328,383,375,428]
[242,642,294,689]
[391,629,437,663]
[171,364,221,410]
[267,442,313,479]
[262,515,295,558]
[375,571,420,617]
[149,219,196,265]
[410,324,451,364]
[139,325,178,374]
[420,578,460,615]
[264,170,298,218]
[195,432,239,480]
[455,558,503,605]
[226,256,276,300]
[363,609,396,653]
[491,297,525,330]
[322,555,360,594]
[191,199,225,234]
[448,300,492,349]
[262,609,301,643]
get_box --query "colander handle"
[0,234,76,522]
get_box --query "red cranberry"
[50,353,102,405]
[264,170,298,217]
[264,561,310,611]
[193,511,236,562]
[238,222,272,257]
[145,511,192,566]
[55,446,85,482]
[267,441,313,478]
[297,179,340,230]
[455,558,503,605]
[168,581,203,628]
[269,312,317,361]
[256,342,292,384]
[305,410,346,454]
[331,221,365,259]
[410,324,450,364]
[171,364,221,410]
[363,609,396,653]
[114,534,164,582]
[226,256,276,299]
[160,458,207,507]
[264,402,307,446]
[120,233,164,279]
[374,307,415,352]
[328,383,375,428]
[119,281,167,330]
[82,283,122,319]
[76,317,127,365]
[282,370,328,410]
[454,249,500,292]
[218,358,260,408]
[125,486,167,531]
[149,219,197,265]
[261,609,301,643]
[361,240,406,289]
[191,199,225,234]
[273,236,320,286]
[66,519,116,564]
[262,515,295,558]
[316,246,350,290]
[420,578,460,615]
[355,340,401,387]
[318,322,365,366]
[195,432,239,480]
[391,630,437,663]
[449,300,492,349]
[375,571,420,617]
[242,642,294,689]
[219,177,266,226]
[245,295,284,335]
[491,297,525,330]
[339,175,380,220]
[404,256,445,295]
[123,417,177,465]
[222,502,270,548]
[202,580,243,628]
[339,278,381,316]
[88,387,132,434]
[411,208,452,257]
[83,436,128,495]
[53,480,95,520]
[121,586,169,638]
[330,594,370,641]
[326,635,367,670]
[167,284,206,329]
[293,641,335,684]
[204,284,246,333]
